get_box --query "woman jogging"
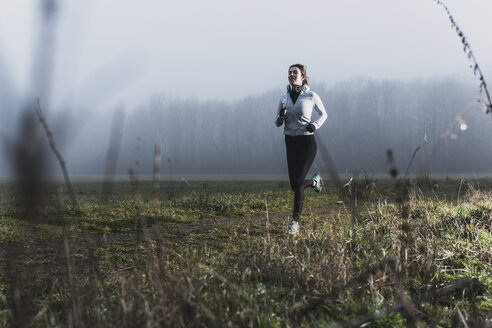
[275,64,328,234]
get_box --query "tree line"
[112,77,491,176]
[2,76,491,177]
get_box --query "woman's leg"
[285,135,317,221]
[285,135,298,192]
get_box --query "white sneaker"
[286,219,299,235]
[312,173,323,192]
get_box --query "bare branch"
[346,278,477,327]
[101,108,125,200]
[404,146,421,177]
[152,142,161,201]
[34,99,78,211]
[432,0,492,116]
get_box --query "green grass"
[0,178,491,327]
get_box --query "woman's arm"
[275,99,286,127]
[311,92,328,130]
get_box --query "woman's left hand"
[307,124,316,132]
[276,117,284,127]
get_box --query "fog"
[1,0,492,178]
[3,75,492,178]
[60,77,491,177]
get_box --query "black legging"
[285,135,317,221]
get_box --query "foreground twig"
[152,142,161,201]
[433,0,492,116]
[101,108,125,200]
[404,146,421,177]
[317,137,351,199]
[345,278,478,327]
[317,136,362,224]
[34,99,78,211]
[128,136,141,202]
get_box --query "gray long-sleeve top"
[275,85,328,136]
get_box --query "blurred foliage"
[0,178,490,327]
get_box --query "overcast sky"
[0,0,491,111]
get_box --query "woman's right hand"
[279,108,287,117]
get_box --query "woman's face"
[288,67,304,86]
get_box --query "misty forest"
[1,77,491,177]
[0,1,491,327]
[61,77,492,175]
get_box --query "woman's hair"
[289,63,309,86]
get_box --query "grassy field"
[0,177,491,327]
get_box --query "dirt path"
[0,205,342,262]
